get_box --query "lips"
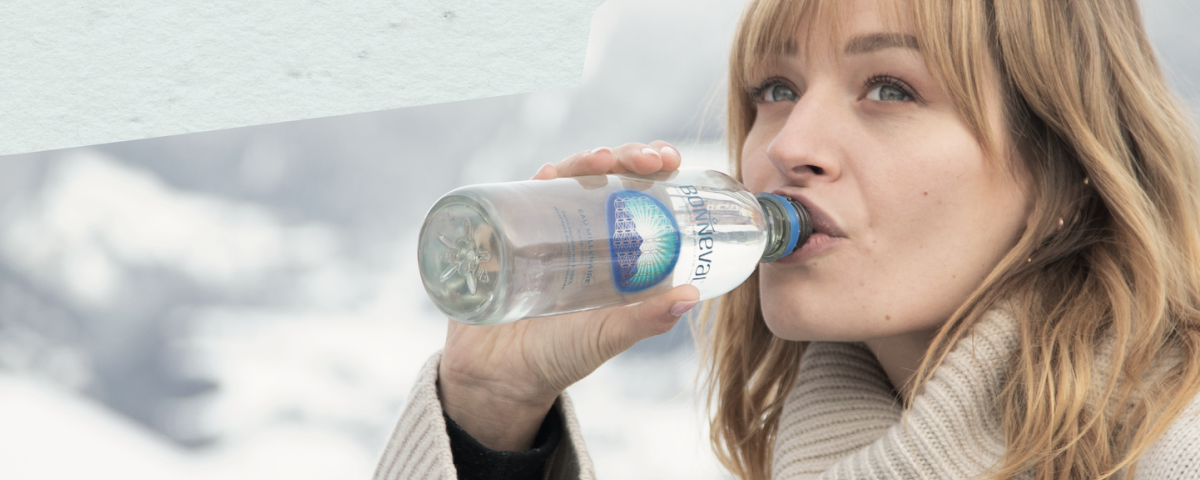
[768,189,847,264]
[771,189,845,238]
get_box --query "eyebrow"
[844,34,919,54]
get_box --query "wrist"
[437,370,558,451]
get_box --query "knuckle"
[647,319,674,336]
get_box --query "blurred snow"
[571,351,730,479]
[2,151,342,307]
[0,0,1197,479]
[0,370,379,480]
[0,374,193,479]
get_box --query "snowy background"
[2,0,1199,479]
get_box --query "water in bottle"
[417,169,811,325]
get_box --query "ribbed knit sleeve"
[1137,391,1200,479]
[373,352,597,480]
[375,353,457,480]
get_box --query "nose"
[765,89,843,185]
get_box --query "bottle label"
[606,189,681,293]
[676,185,716,284]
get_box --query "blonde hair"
[695,0,1200,479]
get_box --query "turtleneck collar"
[772,308,1023,479]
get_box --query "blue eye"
[867,84,910,102]
[759,83,798,103]
[864,75,920,103]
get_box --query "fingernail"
[641,147,661,157]
[591,147,611,155]
[669,301,697,317]
[661,146,678,158]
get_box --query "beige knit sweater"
[376,309,1200,479]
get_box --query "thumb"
[602,284,701,355]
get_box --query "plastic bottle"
[417,169,811,325]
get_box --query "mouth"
[771,189,846,239]
[770,189,847,263]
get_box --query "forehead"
[793,0,911,55]
[743,0,916,76]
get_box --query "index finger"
[552,147,619,178]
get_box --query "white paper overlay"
[0,1,604,156]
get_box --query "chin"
[761,304,849,342]
[761,315,810,342]
[758,286,907,342]
[758,274,852,342]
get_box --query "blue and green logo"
[607,190,681,293]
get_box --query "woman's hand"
[437,141,699,451]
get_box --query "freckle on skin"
[923,191,928,196]
[885,315,891,321]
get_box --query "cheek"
[862,143,1027,317]
[857,135,968,201]
[856,125,997,241]
[740,116,785,190]
[740,151,772,193]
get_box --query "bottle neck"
[756,193,813,263]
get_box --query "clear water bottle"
[417,169,811,325]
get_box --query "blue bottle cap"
[755,193,812,263]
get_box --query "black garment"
[445,404,563,480]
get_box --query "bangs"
[731,0,841,89]
[727,0,1001,175]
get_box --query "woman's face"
[743,0,1033,342]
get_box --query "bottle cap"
[418,196,504,324]
[755,193,812,263]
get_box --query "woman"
[378,0,1200,478]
